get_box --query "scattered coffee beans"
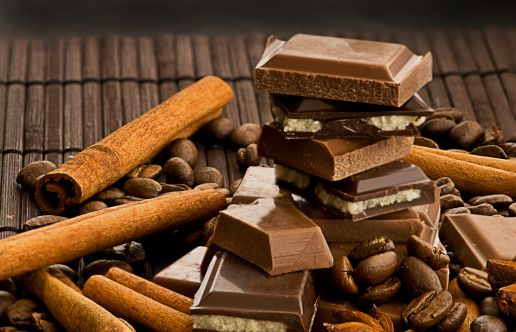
[402,291,453,330]
[163,157,195,187]
[470,315,508,332]
[194,167,224,188]
[331,256,359,295]
[457,267,492,299]
[400,256,443,296]
[16,161,57,189]
[123,178,162,199]
[449,120,484,150]
[163,138,198,168]
[202,117,236,142]
[78,200,108,215]
[229,123,262,147]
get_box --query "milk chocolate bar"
[255,34,432,107]
[231,166,290,204]
[271,93,432,139]
[258,123,414,181]
[210,197,333,276]
[440,214,516,270]
[191,251,318,332]
[152,246,206,298]
[276,161,435,221]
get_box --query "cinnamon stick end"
[35,173,82,215]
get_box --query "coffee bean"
[194,182,220,190]
[127,164,162,180]
[468,203,497,216]
[123,178,161,199]
[160,183,191,193]
[0,291,18,318]
[508,203,516,217]
[200,216,218,243]
[480,126,505,147]
[452,188,462,198]
[402,291,453,331]
[94,187,125,202]
[45,264,78,283]
[433,107,464,123]
[505,142,516,159]
[6,298,39,326]
[413,136,439,149]
[82,259,133,281]
[163,157,194,187]
[78,200,108,215]
[470,315,508,332]
[236,143,263,169]
[406,235,450,270]
[400,256,442,296]
[202,117,236,142]
[449,120,484,150]
[228,179,242,196]
[229,123,262,148]
[481,297,502,318]
[353,251,398,285]
[29,312,60,331]
[471,145,507,159]
[440,194,464,211]
[442,206,470,217]
[113,195,144,205]
[16,161,57,188]
[347,237,395,263]
[28,174,44,196]
[194,167,224,188]
[163,138,198,168]
[420,118,456,138]
[22,215,67,231]
[435,177,455,196]
[468,194,513,210]
[434,301,468,332]
[332,256,359,295]
[356,276,401,304]
[457,267,492,299]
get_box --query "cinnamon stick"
[17,270,134,331]
[83,274,193,332]
[105,267,193,314]
[35,75,233,214]
[0,189,227,281]
[403,146,516,198]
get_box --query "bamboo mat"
[0,29,515,272]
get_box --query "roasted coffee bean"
[356,276,401,304]
[28,174,44,196]
[113,196,144,205]
[420,118,456,137]
[457,267,492,299]
[470,315,508,332]
[200,216,218,243]
[163,138,198,168]
[126,164,162,180]
[508,202,516,217]
[406,235,450,270]
[353,251,398,285]
[84,242,146,266]
[82,259,133,281]
[236,143,263,169]
[440,194,464,211]
[449,120,484,150]
[78,200,108,215]
[202,117,236,142]
[0,291,17,317]
[347,237,395,263]
[46,264,78,282]
[400,256,442,296]
[467,203,498,216]
[505,142,516,159]
[217,188,231,197]
[163,157,195,187]
[230,123,262,148]
[194,167,224,188]
[22,215,67,231]
[123,178,161,199]
[94,187,125,202]
[160,183,190,193]
[194,182,220,190]
[29,312,60,332]
[402,291,453,331]
[332,256,359,295]
[413,136,439,149]
[480,126,505,147]
[16,161,57,188]
[452,188,462,198]
[481,297,502,317]
[442,206,470,217]
[434,301,468,332]
[468,194,513,210]
[435,177,455,196]
[433,107,464,123]
[471,145,507,159]
[228,179,242,196]
[6,299,39,326]
[496,283,516,319]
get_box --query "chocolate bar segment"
[255,34,432,106]
[231,166,290,204]
[276,161,436,221]
[271,93,432,138]
[191,251,318,332]
[258,123,414,181]
[440,214,516,270]
[210,197,333,276]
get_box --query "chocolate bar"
[231,166,290,204]
[258,123,414,181]
[276,161,435,221]
[271,93,432,139]
[440,214,516,270]
[152,246,206,298]
[255,34,432,107]
[191,251,318,332]
[210,197,333,276]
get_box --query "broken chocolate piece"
[258,123,414,181]
[255,34,432,107]
[231,166,290,204]
[210,197,333,276]
[191,251,318,332]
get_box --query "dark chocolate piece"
[440,214,516,270]
[255,34,432,106]
[276,161,436,221]
[258,123,414,181]
[271,93,432,139]
[210,197,333,276]
[152,246,206,298]
[191,251,318,332]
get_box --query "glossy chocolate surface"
[258,123,414,181]
[211,197,333,276]
[231,166,289,204]
[440,214,516,270]
[191,251,318,332]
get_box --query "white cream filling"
[271,102,322,133]
[193,315,287,332]
[315,183,421,215]
[275,164,310,189]
[366,116,426,131]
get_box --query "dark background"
[0,0,514,38]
